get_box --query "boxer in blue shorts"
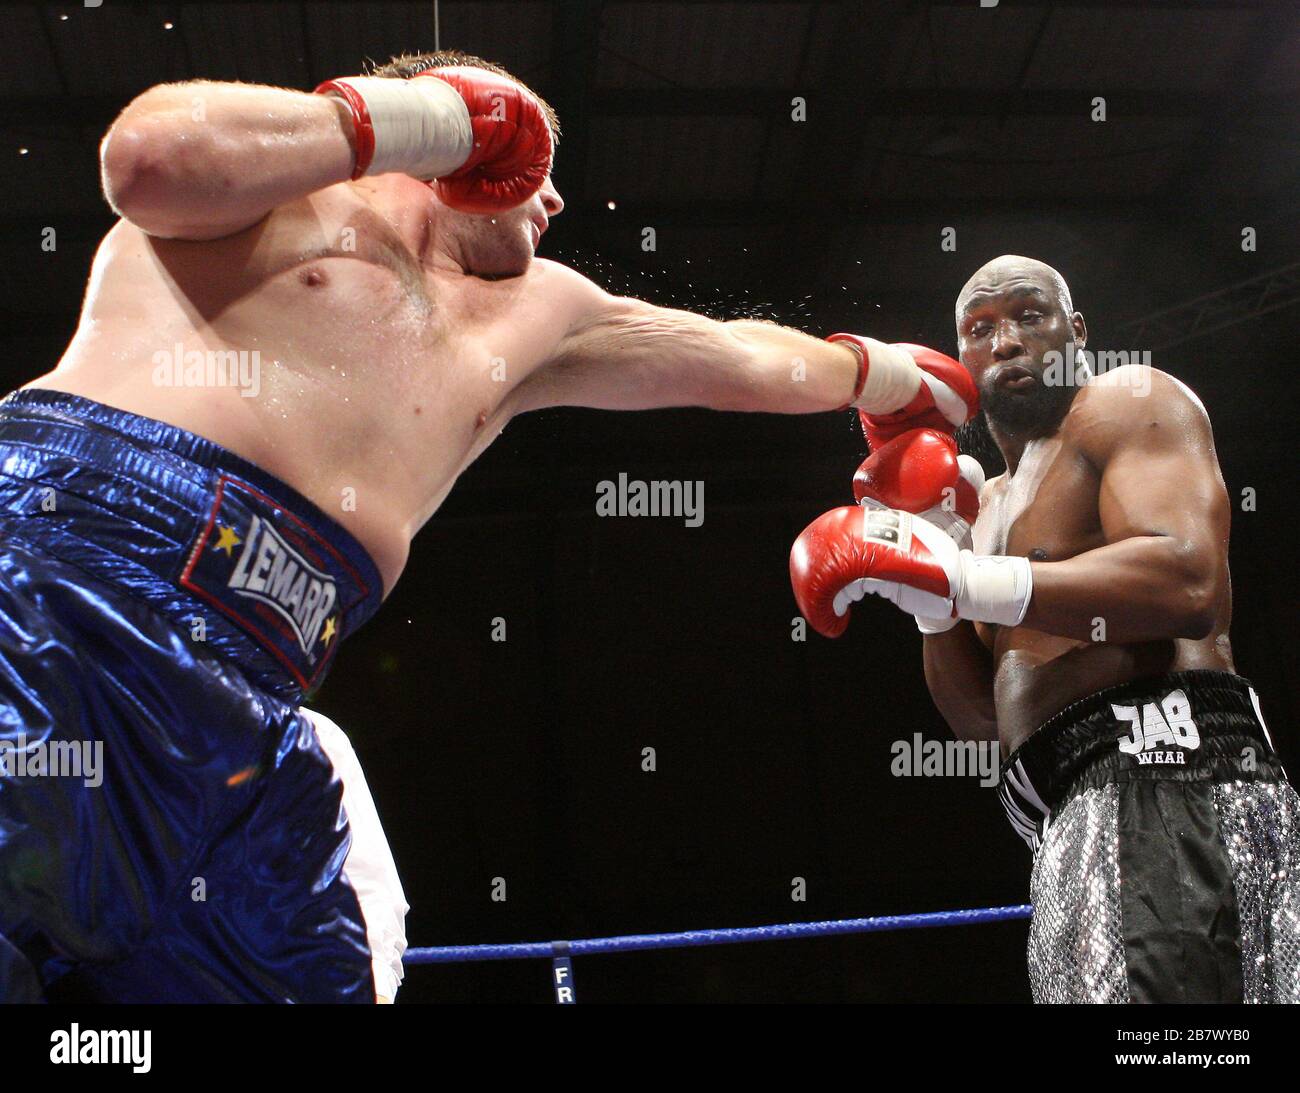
[0,49,946,1001]
[0,393,383,1001]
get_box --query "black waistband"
[998,670,1283,850]
[0,389,384,700]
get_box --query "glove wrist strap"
[955,553,1033,627]
[316,76,473,180]
[827,335,923,414]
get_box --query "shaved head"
[953,254,1088,440]
[956,255,1073,325]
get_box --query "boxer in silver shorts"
[792,254,1299,1003]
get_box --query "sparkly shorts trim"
[1028,779,1300,1003]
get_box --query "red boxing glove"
[789,507,956,639]
[852,428,979,523]
[789,504,1030,639]
[853,427,985,633]
[317,67,553,213]
[852,342,978,451]
[418,67,553,214]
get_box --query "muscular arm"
[1021,368,1230,643]
[523,272,862,414]
[922,472,1000,740]
[100,81,357,239]
[922,622,999,741]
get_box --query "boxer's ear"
[1071,311,1088,351]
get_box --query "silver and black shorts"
[999,670,1300,1004]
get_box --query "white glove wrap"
[952,552,1033,627]
[849,339,924,414]
[321,75,473,179]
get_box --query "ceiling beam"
[1115,261,1300,351]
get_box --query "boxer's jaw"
[425,188,553,279]
[453,211,533,278]
[978,354,1075,435]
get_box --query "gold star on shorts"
[213,524,242,556]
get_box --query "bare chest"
[974,436,1105,564]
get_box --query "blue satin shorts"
[0,389,383,1002]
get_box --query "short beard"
[980,375,1076,435]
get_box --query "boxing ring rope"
[407,903,1033,1001]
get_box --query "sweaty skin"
[922,257,1233,754]
[29,79,860,595]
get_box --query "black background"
[1,0,1297,1002]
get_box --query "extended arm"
[528,285,864,414]
[520,267,988,421]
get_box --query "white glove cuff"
[954,553,1033,627]
[850,340,923,415]
[320,76,473,180]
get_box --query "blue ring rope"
[406,903,1032,964]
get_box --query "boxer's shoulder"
[1067,364,1212,463]
[520,257,635,334]
[1079,363,1202,413]
[526,257,607,305]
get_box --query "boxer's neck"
[989,389,1080,474]
[359,176,468,274]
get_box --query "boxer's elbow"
[101,120,157,216]
[102,122,192,235]
[1172,590,1218,641]
[100,103,231,237]
[1163,538,1221,639]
